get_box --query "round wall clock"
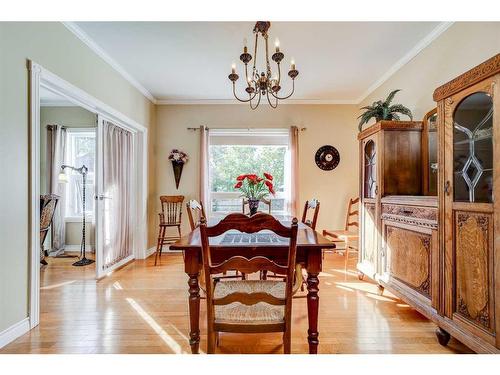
[315,145,340,171]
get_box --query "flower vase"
[248,198,260,216]
[171,160,184,189]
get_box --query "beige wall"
[0,22,155,333]
[360,22,500,121]
[154,104,360,236]
[40,106,97,249]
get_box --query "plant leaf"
[389,104,413,120]
[384,89,401,106]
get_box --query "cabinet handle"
[375,185,379,195]
[444,181,451,195]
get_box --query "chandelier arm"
[245,64,251,86]
[249,90,262,110]
[232,83,258,103]
[270,79,295,100]
[266,91,278,109]
[252,33,258,72]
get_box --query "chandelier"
[228,21,299,109]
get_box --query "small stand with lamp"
[59,164,95,267]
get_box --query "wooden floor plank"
[0,252,473,354]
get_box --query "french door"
[95,115,136,278]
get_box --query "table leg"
[188,272,200,354]
[306,271,320,354]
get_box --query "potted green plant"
[357,89,413,131]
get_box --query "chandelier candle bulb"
[291,59,296,70]
[231,63,236,74]
[275,38,280,53]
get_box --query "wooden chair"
[322,197,359,270]
[301,199,320,230]
[155,195,184,266]
[186,199,206,231]
[242,197,271,215]
[199,213,299,354]
[40,194,59,265]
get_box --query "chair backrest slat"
[214,292,285,306]
[210,255,288,275]
[344,197,360,231]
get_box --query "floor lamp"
[59,164,95,267]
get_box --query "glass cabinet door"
[364,140,377,198]
[453,92,494,203]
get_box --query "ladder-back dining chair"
[199,213,299,354]
[301,199,320,230]
[155,195,185,266]
[322,197,359,270]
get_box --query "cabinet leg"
[357,271,364,281]
[435,327,451,346]
[377,284,384,295]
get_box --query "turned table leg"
[188,272,201,354]
[306,271,320,354]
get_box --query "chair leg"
[283,329,291,354]
[344,243,349,271]
[207,326,216,354]
[154,226,165,266]
[177,225,181,240]
[262,270,268,280]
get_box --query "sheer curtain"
[199,125,209,215]
[103,121,133,268]
[289,126,300,217]
[46,124,67,251]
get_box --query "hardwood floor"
[1,251,473,354]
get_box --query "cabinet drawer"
[381,203,437,229]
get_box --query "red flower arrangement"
[234,172,275,199]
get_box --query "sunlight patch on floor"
[40,280,76,289]
[126,297,194,354]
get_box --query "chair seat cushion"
[213,280,285,324]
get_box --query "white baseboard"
[0,317,30,349]
[145,246,156,258]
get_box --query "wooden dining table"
[170,218,336,354]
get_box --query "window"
[208,129,291,217]
[65,129,96,220]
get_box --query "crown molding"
[62,22,157,104]
[355,21,454,104]
[156,98,358,105]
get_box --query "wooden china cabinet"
[357,121,424,280]
[434,54,500,353]
[357,54,500,353]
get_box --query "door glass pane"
[364,140,377,198]
[453,92,493,203]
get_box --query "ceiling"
[69,22,451,104]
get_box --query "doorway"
[29,61,148,329]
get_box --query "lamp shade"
[58,171,69,184]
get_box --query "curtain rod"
[187,127,307,131]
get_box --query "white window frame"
[64,128,96,222]
[208,128,291,218]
